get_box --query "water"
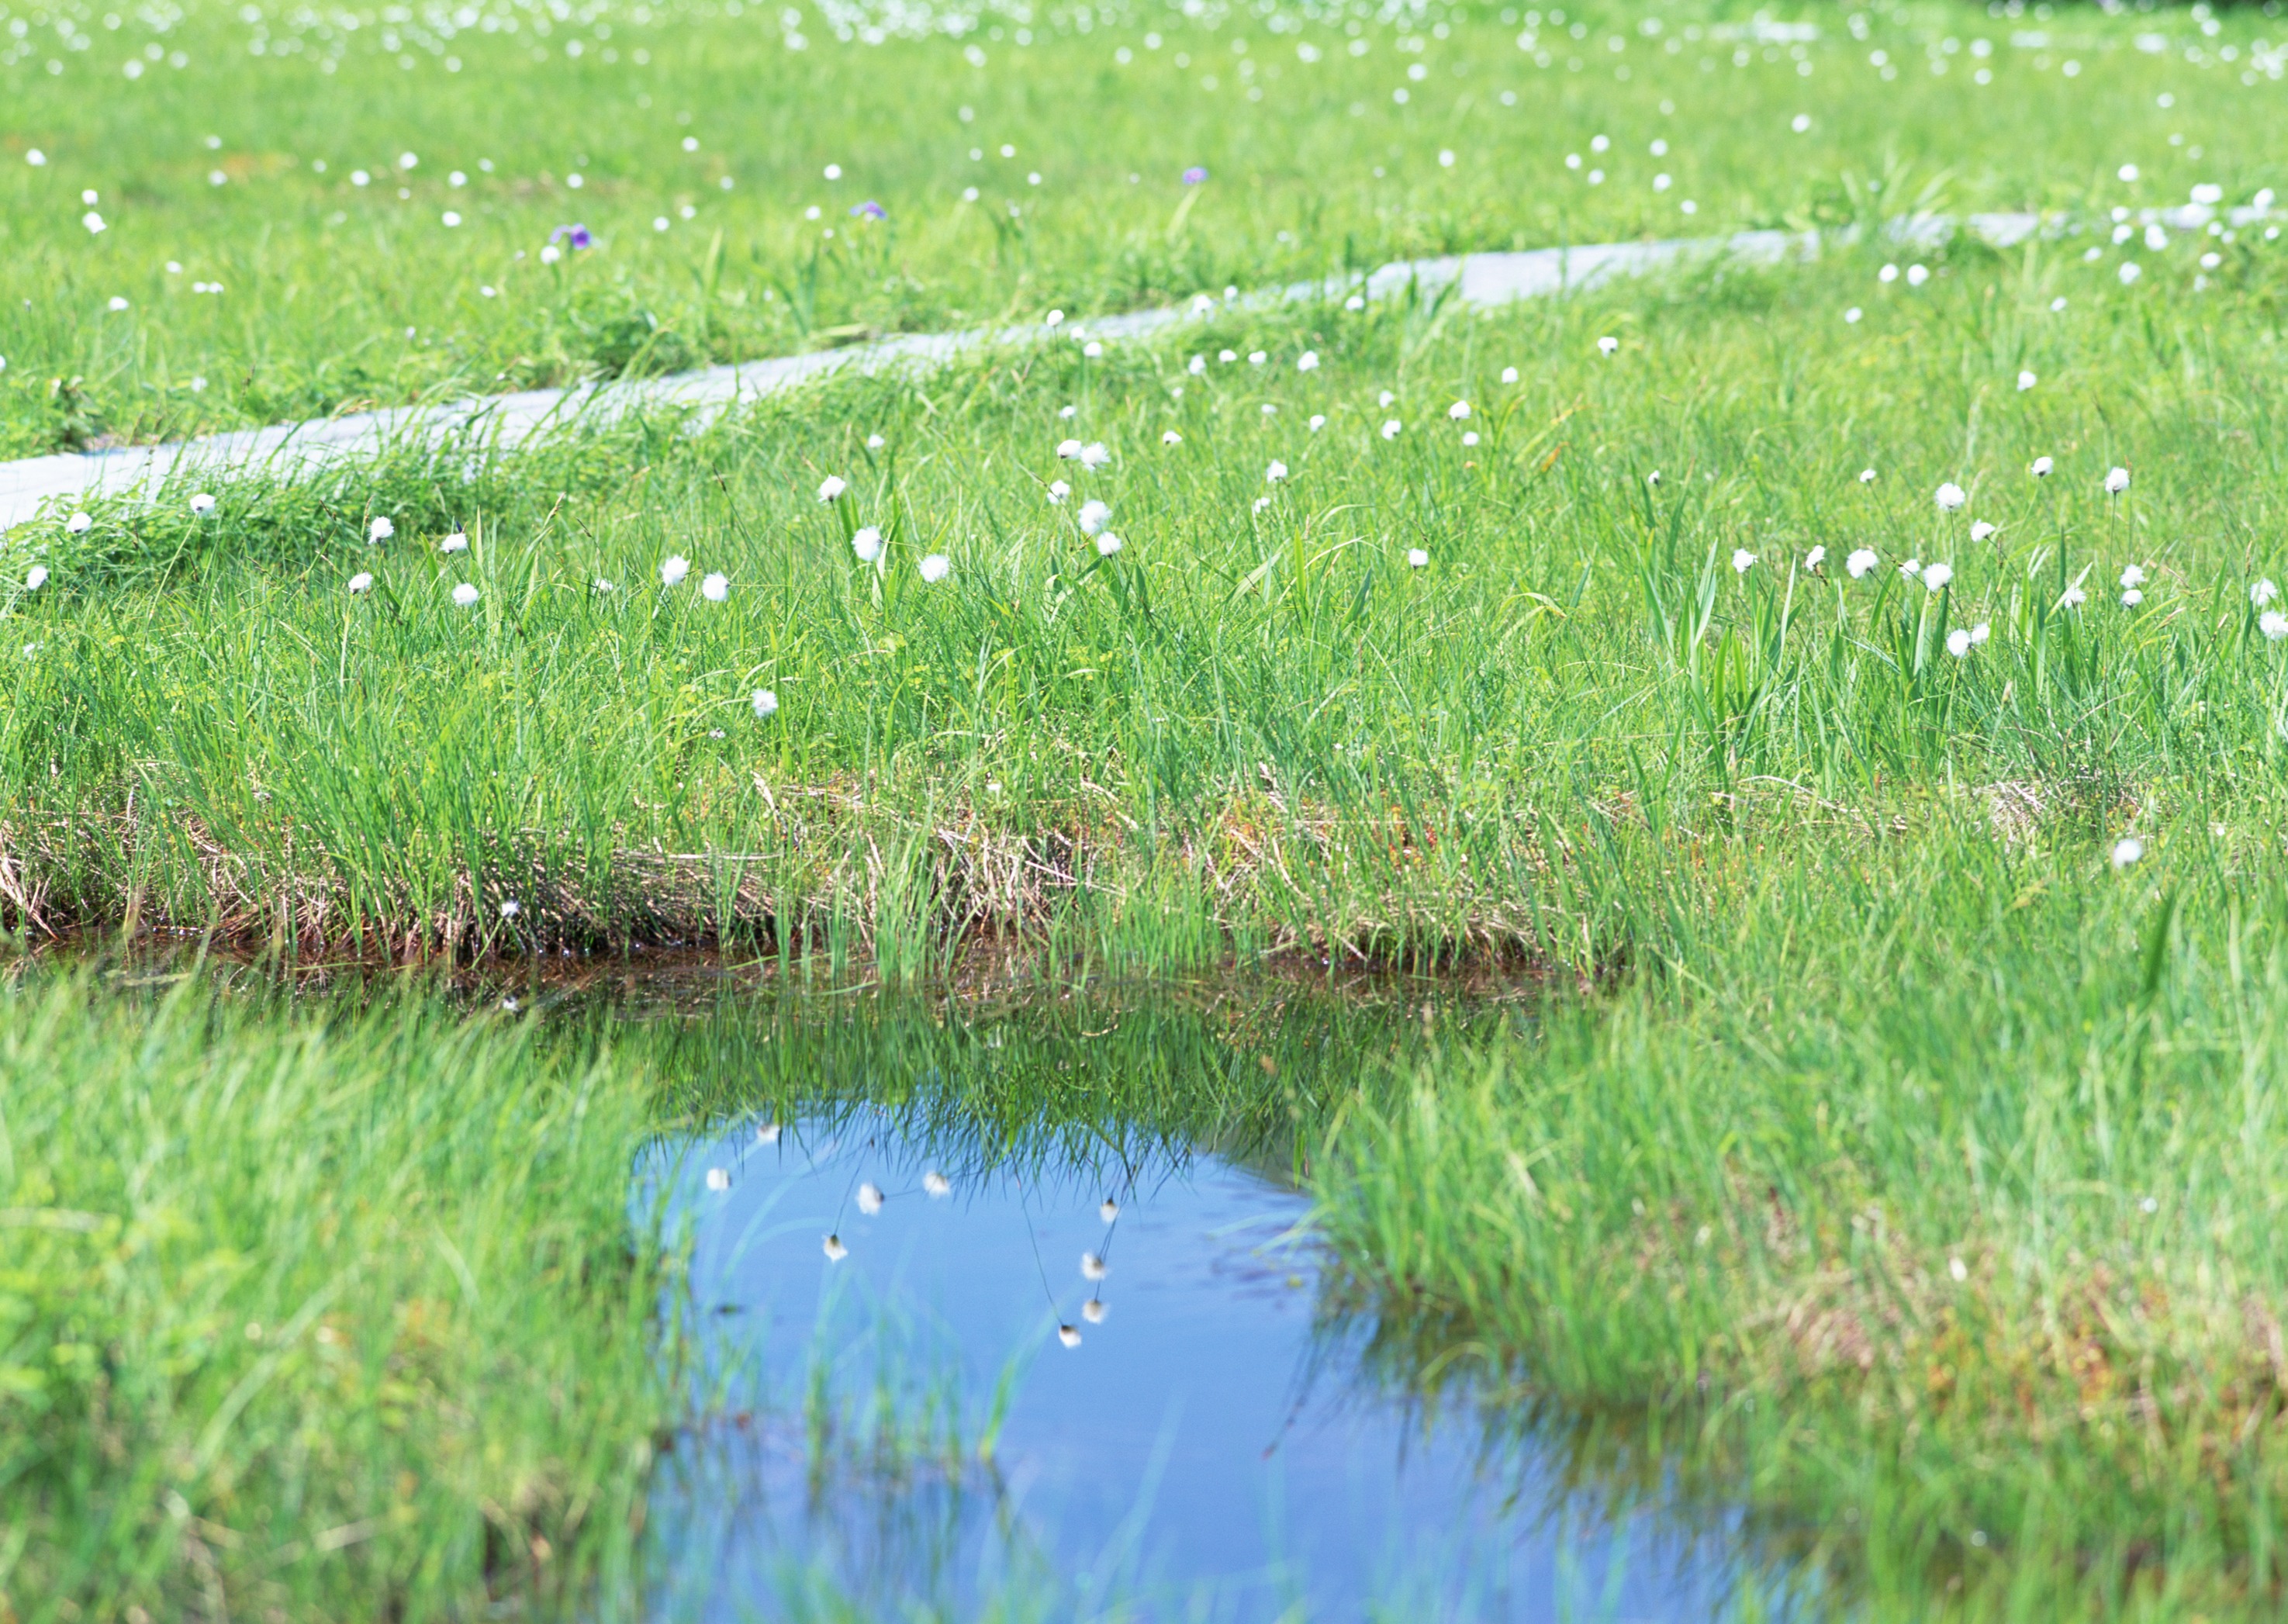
[645,1107,1789,1622]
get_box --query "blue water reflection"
[646,1111,1783,1622]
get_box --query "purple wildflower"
[850,199,887,221]
[1181,166,1208,185]
[549,223,593,249]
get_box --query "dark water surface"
[643,1105,1785,1622]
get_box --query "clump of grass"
[0,971,674,1621]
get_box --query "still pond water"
[635,1054,1799,1622]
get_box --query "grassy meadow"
[9,0,2288,1618]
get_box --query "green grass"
[0,0,2283,451]
[0,971,673,1622]
[15,0,2288,1616]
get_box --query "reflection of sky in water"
[644,1110,1785,1622]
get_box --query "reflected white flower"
[1447,400,1471,420]
[1100,1198,1120,1223]
[189,492,216,517]
[1080,442,1110,468]
[2105,466,2131,495]
[1096,533,1123,557]
[347,572,373,594]
[452,582,480,606]
[1407,548,1429,568]
[823,1234,848,1261]
[2262,611,2288,643]
[924,1171,952,1197]
[857,1182,885,1215]
[1163,430,1183,446]
[2031,456,2054,478]
[1078,499,1111,537]
[701,572,729,601]
[2017,369,2037,392]
[2111,836,2144,869]
[25,566,49,591]
[706,1167,731,1191]
[369,517,395,542]
[441,530,469,554]
[1922,561,1954,591]
[1381,419,1402,441]
[1846,548,1878,579]
[1081,1252,1108,1280]
[756,1122,782,1144]
[1046,480,1070,505]
[1934,482,1965,512]
[1597,335,1619,356]
[1731,549,1756,575]
[818,475,848,502]
[1082,1297,1108,1324]
[852,526,883,562]
[1057,1324,1082,1348]
[2254,579,2280,608]
[919,553,950,582]
[1265,460,1287,483]
[1805,546,1827,572]
[752,689,779,718]
[661,555,690,586]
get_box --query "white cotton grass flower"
[857,1183,885,1215]
[2121,587,2145,607]
[2262,610,2288,642]
[818,475,848,502]
[924,1172,952,1198]
[61,511,92,535]
[1731,549,1756,575]
[1806,546,1827,572]
[369,516,395,542]
[1298,351,1320,372]
[189,492,216,517]
[2062,583,2088,609]
[2106,466,2131,495]
[2017,369,2038,392]
[1162,429,1183,446]
[1461,431,1480,447]
[706,1167,731,1192]
[1096,533,1123,557]
[701,572,729,601]
[594,577,617,593]
[1946,627,1974,658]
[347,572,374,594]
[1922,561,1954,592]
[2032,456,2055,478]
[1079,443,1110,468]
[1057,1324,1083,1349]
[1080,1252,1108,1281]
[1379,391,1397,408]
[1934,482,1966,512]
[918,553,950,583]
[1253,496,1274,515]
[25,566,49,591]
[1056,437,1083,460]
[1249,351,1267,367]
[1078,499,1111,537]
[752,689,779,718]
[1501,366,1520,384]
[1846,548,1878,579]
[661,555,691,587]
[1968,522,1996,545]
[1858,468,1878,485]
[441,530,469,554]
[852,526,883,562]
[1187,354,1207,376]
[2111,835,2145,869]
[1448,400,1471,420]
[1045,480,1070,505]
[1407,548,1429,568]
[2252,579,2280,607]
[1308,414,1327,433]
[866,434,886,450]
[2120,565,2148,591]
[1058,406,1079,421]
[1597,335,1619,356]
[1901,558,1923,579]
[452,582,480,606]
[823,1234,848,1262]
[1381,419,1402,441]
[1265,460,1288,483]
